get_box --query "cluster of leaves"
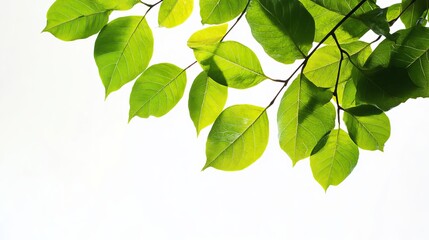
[44,0,429,190]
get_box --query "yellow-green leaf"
[200,0,248,24]
[159,0,194,28]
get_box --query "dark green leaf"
[344,105,391,151]
[277,76,336,165]
[158,0,194,28]
[94,16,154,97]
[246,0,315,63]
[189,72,228,135]
[401,0,429,28]
[310,129,359,191]
[200,0,248,24]
[191,41,267,89]
[204,105,269,171]
[129,63,186,120]
[44,0,110,41]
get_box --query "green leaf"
[401,0,429,28]
[358,8,391,37]
[344,105,390,151]
[310,129,359,191]
[188,72,228,135]
[337,80,357,109]
[204,104,269,171]
[246,0,315,64]
[386,3,402,22]
[304,41,371,88]
[96,0,139,10]
[129,63,186,120]
[301,0,368,43]
[191,41,267,89]
[391,26,429,89]
[200,0,248,24]
[43,0,110,41]
[187,24,228,48]
[94,16,154,97]
[277,76,336,165]
[158,0,194,28]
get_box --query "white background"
[1,1,429,239]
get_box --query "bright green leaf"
[200,0,248,24]
[187,24,228,48]
[344,105,390,151]
[129,63,186,120]
[96,0,139,10]
[188,72,228,135]
[304,41,371,88]
[204,104,269,171]
[301,0,368,43]
[310,129,359,191]
[94,16,154,97]
[191,41,267,89]
[246,0,315,64]
[44,0,110,41]
[277,76,336,165]
[158,0,194,28]
[401,0,429,28]
[386,3,402,22]
[337,80,357,109]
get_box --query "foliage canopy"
[44,0,429,190]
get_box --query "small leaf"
[401,0,429,28]
[96,0,139,10]
[200,0,248,24]
[277,76,336,165]
[129,63,186,120]
[343,105,390,151]
[337,80,357,109]
[191,41,267,89]
[246,0,315,63]
[188,72,228,135]
[304,41,371,88]
[94,16,154,97]
[310,129,359,191]
[158,0,194,28]
[386,3,402,22]
[44,0,110,41]
[187,24,228,48]
[204,105,269,171]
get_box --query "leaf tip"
[201,162,210,171]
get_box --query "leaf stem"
[143,0,162,17]
[220,0,251,42]
[332,33,345,127]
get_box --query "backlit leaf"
[277,76,335,165]
[96,0,139,10]
[401,0,429,28]
[159,0,194,28]
[204,105,269,171]
[187,24,228,48]
[44,0,110,41]
[200,0,248,24]
[191,41,267,89]
[188,72,228,135]
[310,129,359,191]
[94,16,154,97]
[344,105,390,151]
[246,0,315,63]
[129,63,186,120]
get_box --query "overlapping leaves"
[44,0,429,190]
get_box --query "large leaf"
[187,24,228,48]
[94,16,154,97]
[344,105,390,151]
[191,41,267,89]
[309,0,390,36]
[246,0,315,64]
[277,76,336,165]
[96,0,139,10]
[300,0,368,43]
[44,0,110,41]
[129,63,186,120]
[204,105,269,171]
[310,129,359,191]
[188,72,228,135]
[158,0,194,28]
[391,26,429,88]
[401,0,429,28]
[200,0,248,24]
[304,41,371,88]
